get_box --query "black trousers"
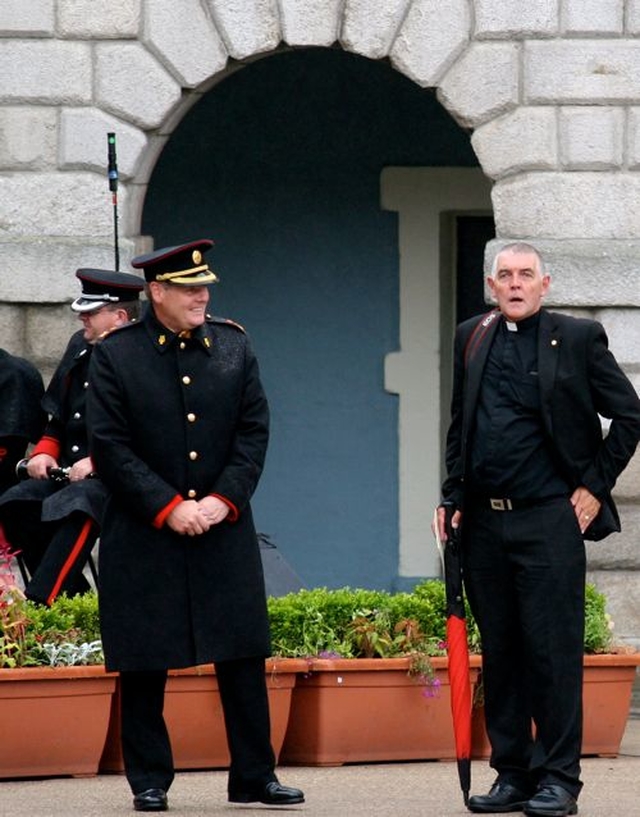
[2,503,93,604]
[462,497,585,797]
[120,656,276,797]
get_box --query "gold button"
[182,375,191,385]
[189,451,198,461]
[188,489,196,498]
[180,342,186,350]
[187,413,196,422]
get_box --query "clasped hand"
[167,496,230,536]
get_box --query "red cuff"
[31,436,61,460]
[153,495,183,529]
[211,494,239,522]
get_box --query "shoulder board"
[98,319,142,341]
[206,315,246,333]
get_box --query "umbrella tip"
[463,791,470,807]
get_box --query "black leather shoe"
[229,781,305,805]
[524,785,578,816]
[468,781,533,813]
[133,788,168,812]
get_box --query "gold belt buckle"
[490,498,513,511]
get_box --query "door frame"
[381,167,493,582]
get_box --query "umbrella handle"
[433,507,446,572]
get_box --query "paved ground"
[1,715,639,817]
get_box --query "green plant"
[0,539,30,667]
[0,539,103,667]
[584,583,614,654]
[267,578,617,658]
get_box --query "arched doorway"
[140,48,488,590]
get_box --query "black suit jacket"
[442,308,640,541]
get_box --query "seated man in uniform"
[0,268,144,605]
[0,349,46,495]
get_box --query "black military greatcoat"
[86,307,271,672]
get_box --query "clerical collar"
[502,311,541,334]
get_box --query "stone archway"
[4,1,640,314]
[135,46,483,588]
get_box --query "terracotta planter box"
[471,653,640,760]
[280,656,481,766]
[100,658,307,773]
[0,665,116,779]
[582,653,640,756]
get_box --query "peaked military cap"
[71,269,145,313]
[131,239,219,286]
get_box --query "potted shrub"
[580,583,640,756]
[268,580,639,766]
[0,539,115,779]
[269,582,483,765]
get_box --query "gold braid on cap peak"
[155,263,217,282]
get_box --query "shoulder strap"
[463,309,500,367]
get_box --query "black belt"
[474,494,566,511]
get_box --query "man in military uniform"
[0,268,144,604]
[86,239,304,812]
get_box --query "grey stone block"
[586,504,640,571]
[0,40,91,104]
[475,0,558,38]
[390,0,470,88]
[492,172,640,240]
[471,107,558,179]
[525,40,640,103]
[561,0,624,35]
[57,0,140,38]
[0,0,54,36]
[206,0,280,60]
[25,304,79,365]
[280,0,342,47]
[438,42,519,128]
[144,0,227,87]
[0,173,128,239]
[95,42,181,130]
[0,304,28,357]
[626,107,640,169]
[342,0,411,59]
[594,308,640,366]
[559,106,624,170]
[0,107,57,169]
[0,239,138,303]
[59,108,148,179]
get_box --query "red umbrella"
[435,505,472,806]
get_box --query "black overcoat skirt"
[86,309,271,672]
[0,333,108,522]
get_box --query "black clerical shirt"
[469,311,569,498]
